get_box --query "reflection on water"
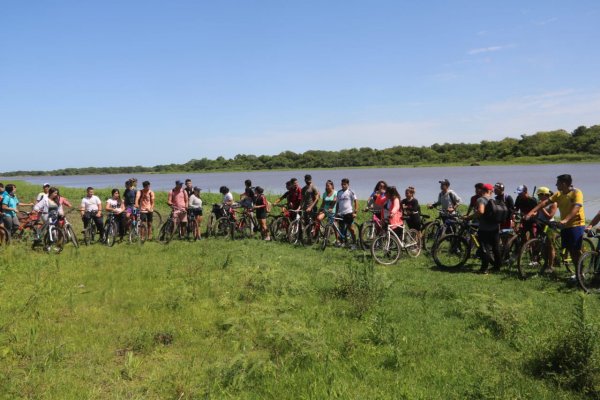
[5,163,600,213]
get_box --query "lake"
[4,163,600,215]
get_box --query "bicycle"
[371,221,421,265]
[421,209,461,253]
[320,212,360,251]
[82,211,101,245]
[517,219,594,279]
[158,208,187,244]
[271,204,294,242]
[103,212,121,247]
[0,224,9,246]
[185,207,201,241]
[206,204,228,237]
[359,208,387,250]
[63,217,79,248]
[11,211,44,246]
[576,229,600,293]
[129,208,148,244]
[40,211,66,253]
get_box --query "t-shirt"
[2,194,19,217]
[222,192,233,204]
[496,194,515,228]
[322,191,337,213]
[36,192,48,203]
[549,188,585,228]
[81,196,101,213]
[189,194,202,209]
[169,189,188,210]
[286,186,302,210]
[477,196,499,232]
[138,189,154,211]
[514,195,537,215]
[301,184,320,209]
[123,188,137,208]
[106,198,123,213]
[434,190,461,211]
[469,194,480,210]
[336,188,357,215]
[33,197,62,216]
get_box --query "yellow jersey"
[549,188,585,228]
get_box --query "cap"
[494,182,504,190]
[43,183,50,187]
[175,180,183,185]
[515,185,527,194]
[537,186,551,195]
[482,183,494,191]
[439,179,450,186]
[193,186,201,192]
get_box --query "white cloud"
[467,44,515,55]
[534,17,558,26]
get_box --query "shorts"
[561,226,585,251]
[174,209,188,223]
[188,208,203,218]
[256,208,267,220]
[140,212,153,223]
[341,213,354,226]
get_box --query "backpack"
[484,196,509,223]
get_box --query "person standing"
[526,174,586,274]
[184,179,194,198]
[188,186,203,239]
[494,182,515,230]
[514,185,538,239]
[35,183,51,203]
[135,180,155,240]
[474,183,502,274]
[2,184,33,234]
[466,183,484,216]
[336,178,358,247]
[385,186,404,235]
[105,189,126,242]
[253,186,271,241]
[401,186,421,230]
[427,179,461,214]
[168,180,189,234]
[240,179,255,209]
[301,174,320,221]
[80,187,104,239]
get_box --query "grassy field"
[2,183,600,399]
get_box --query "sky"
[1,0,599,171]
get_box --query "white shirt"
[189,194,203,209]
[336,189,357,215]
[222,192,233,204]
[106,198,124,213]
[34,197,64,217]
[81,195,101,212]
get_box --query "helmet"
[536,186,551,195]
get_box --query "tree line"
[3,125,599,176]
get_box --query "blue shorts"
[561,226,585,251]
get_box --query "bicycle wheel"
[577,251,600,293]
[83,222,96,246]
[104,221,117,247]
[215,217,231,238]
[359,221,378,250]
[273,218,290,242]
[0,225,10,246]
[302,221,322,246]
[65,225,79,248]
[502,235,521,269]
[158,219,175,244]
[237,217,253,239]
[433,234,470,268]
[404,228,422,257]
[421,221,439,253]
[288,220,302,245]
[517,238,544,279]
[44,227,64,254]
[152,210,163,228]
[205,213,216,237]
[129,224,141,244]
[187,218,199,241]
[371,233,402,265]
[320,225,335,251]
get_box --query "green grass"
[2,183,600,399]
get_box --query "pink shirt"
[385,197,403,228]
[169,188,188,210]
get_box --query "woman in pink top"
[384,186,403,232]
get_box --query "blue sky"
[1,1,599,170]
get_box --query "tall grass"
[1,182,600,398]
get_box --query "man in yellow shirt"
[526,174,585,273]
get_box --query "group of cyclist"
[1,173,600,272]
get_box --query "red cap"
[482,183,494,191]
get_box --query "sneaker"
[478,268,489,275]
[569,274,577,282]
[334,241,343,248]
